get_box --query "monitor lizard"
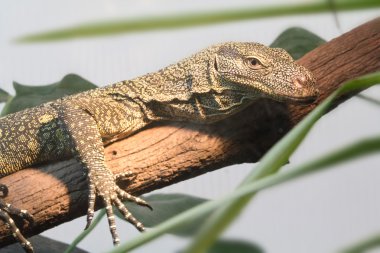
[0,42,318,252]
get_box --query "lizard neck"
[106,52,217,121]
[103,47,255,124]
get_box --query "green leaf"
[183,72,380,253]
[270,27,326,60]
[0,88,11,104]
[206,239,264,253]
[107,72,380,253]
[1,74,97,116]
[340,232,380,253]
[16,0,380,42]
[112,135,380,253]
[120,193,209,237]
[356,94,380,107]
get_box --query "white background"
[0,1,380,253]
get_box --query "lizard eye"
[246,57,263,70]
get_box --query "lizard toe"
[0,202,34,253]
[116,188,153,211]
[113,197,146,232]
[85,181,96,230]
[103,197,120,246]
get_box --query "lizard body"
[0,42,318,252]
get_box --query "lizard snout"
[293,75,308,89]
[292,74,319,103]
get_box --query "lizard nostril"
[293,75,307,89]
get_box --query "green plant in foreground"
[2,5,378,249]
[106,72,380,253]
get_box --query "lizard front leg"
[58,104,151,245]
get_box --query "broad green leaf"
[1,74,97,116]
[122,194,209,236]
[0,88,11,104]
[206,239,264,253]
[107,72,380,253]
[16,0,380,42]
[270,27,326,60]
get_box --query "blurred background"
[0,1,380,252]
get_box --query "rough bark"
[0,18,379,247]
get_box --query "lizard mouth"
[281,94,318,104]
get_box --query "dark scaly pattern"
[0,42,318,252]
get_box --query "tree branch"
[0,18,379,247]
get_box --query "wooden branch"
[0,18,379,247]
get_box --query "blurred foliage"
[0,74,97,116]
[121,193,209,236]
[206,239,264,253]
[0,88,11,103]
[340,232,380,253]
[271,27,326,59]
[0,235,88,253]
[16,0,380,42]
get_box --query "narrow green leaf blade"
[340,232,380,253]
[356,94,380,107]
[16,0,380,42]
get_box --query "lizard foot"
[0,184,34,253]
[85,173,152,245]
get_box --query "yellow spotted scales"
[0,42,318,252]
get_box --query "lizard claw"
[0,184,34,253]
[85,175,151,245]
[100,187,150,245]
[116,188,153,211]
[85,180,96,230]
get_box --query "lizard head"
[212,42,319,104]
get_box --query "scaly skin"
[0,42,318,252]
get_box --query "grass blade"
[16,0,380,42]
